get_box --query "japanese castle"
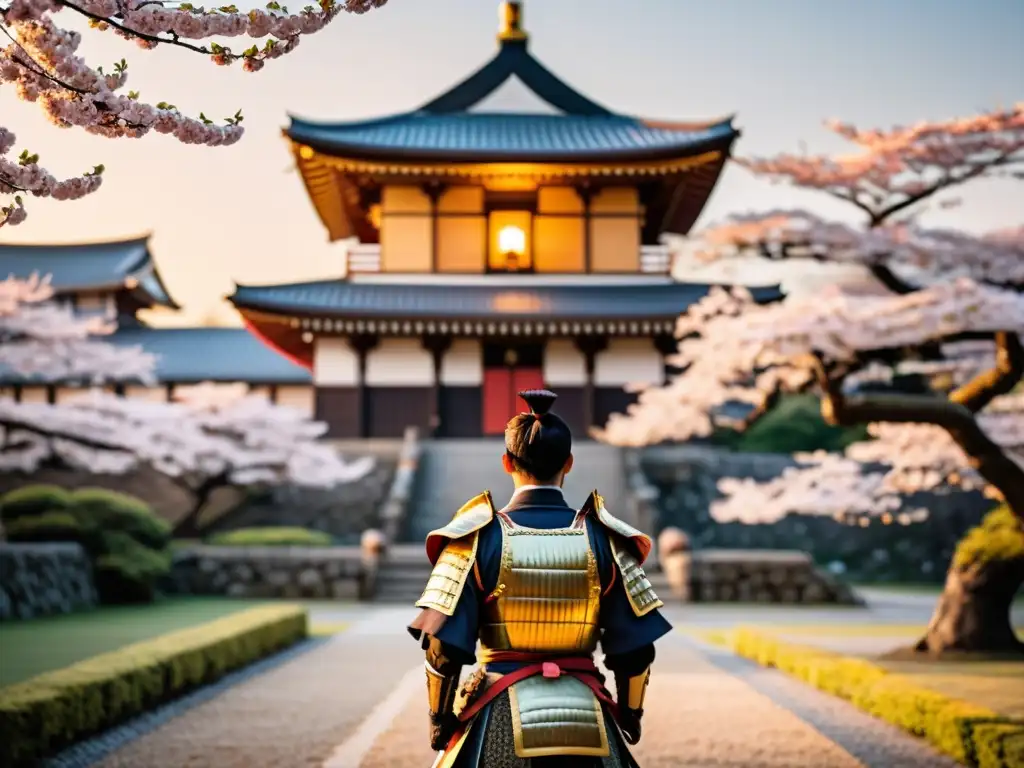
[2,2,781,437]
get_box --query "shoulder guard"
[582,490,662,618]
[415,492,496,617]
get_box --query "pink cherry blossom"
[737,105,1023,226]
[1,0,389,224]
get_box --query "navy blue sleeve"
[587,519,673,658]
[430,521,503,664]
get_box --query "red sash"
[445,653,620,751]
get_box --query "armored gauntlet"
[424,637,462,751]
[614,666,650,745]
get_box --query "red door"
[482,368,513,435]
[482,367,545,435]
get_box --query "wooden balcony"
[342,243,675,276]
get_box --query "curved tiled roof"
[286,33,738,163]
[288,113,737,163]
[230,278,783,320]
[0,236,179,310]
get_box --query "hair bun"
[518,389,557,416]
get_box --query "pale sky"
[2,0,1022,325]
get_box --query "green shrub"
[713,394,870,454]
[0,605,308,767]
[730,627,1024,767]
[205,527,334,547]
[70,488,172,551]
[4,512,85,546]
[0,485,73,523]
[4,487,173,605]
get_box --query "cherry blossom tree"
[597,273,1024,655]
[0,274,375,536]
[0,384,376,536]
[601,107,1024,655]
[0,0,388,226]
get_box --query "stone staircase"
[375,439,631,604]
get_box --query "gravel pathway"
[94,619,423,768]
[690,637,961,768]
[83,606,961,768]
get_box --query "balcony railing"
[343,242,674,275]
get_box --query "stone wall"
[0,542,97,621]
[687,550,859,604]
[171,545,372,600]
[641,443,992,583]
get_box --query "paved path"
[79,603,966,768]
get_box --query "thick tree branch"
[810,355,1024,519]
[868,263,919,295]
[949,332,1024,413]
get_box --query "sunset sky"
[2,0,1022,325]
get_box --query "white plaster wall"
[365,338,433,386]
[247,386,273,401]
[123,385,168,402]
[18,387,48,403]
[314,338,359,386]
[594,339,663,386]
[543,339,586,385]
[441,339,482,386]
[276,385,315,417]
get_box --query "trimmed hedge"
[730,627,1024,767]
[3,487,173,604]
[205,527,335,547]
[0,485,73,523]
[0,604,308,767]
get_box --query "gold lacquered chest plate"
[479,513,602,654]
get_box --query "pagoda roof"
[288,112,737,166]
[0,327,311,385]
[0,235,179,310]
[230,275,782,322]
[287,31,737,164]
[109,327,311,384]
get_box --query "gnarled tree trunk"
[915,553,1024,656]
[813,332,1024,657]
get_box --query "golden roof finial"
[498,1,527,44]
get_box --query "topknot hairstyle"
[504,389,572,483]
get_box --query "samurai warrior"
[408,389,672,767]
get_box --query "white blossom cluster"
[0,274,155,383]
[0,383,375,487]
[695,212,1024,287]
[711,394,1022,524]
[596,278,1024,448]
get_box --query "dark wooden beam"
[575,183,595,273]
[346,333,379,438]
[422,335,453,437]
[574,335,608,431]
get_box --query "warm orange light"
[498,225,526,255]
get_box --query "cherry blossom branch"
[1,0,389,224]
[810,354,1024,519]
[695,212,1024,291]
[738,105,1024,226]
[949,332,1024,413]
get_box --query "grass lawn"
[0,597,269,688]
